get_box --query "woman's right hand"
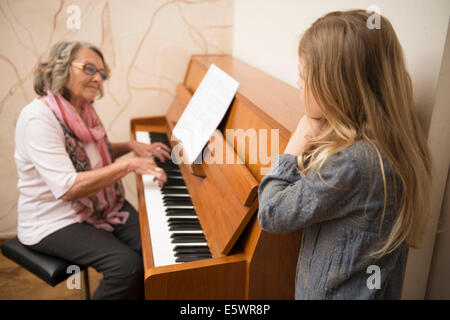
[127,157,167,187]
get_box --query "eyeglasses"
[72,62,107,80]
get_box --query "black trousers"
[27,201,144,300]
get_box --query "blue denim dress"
[257,140,408,299]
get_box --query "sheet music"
[172,64,239,164]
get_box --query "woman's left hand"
[130,141,171,162]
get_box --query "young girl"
[257,10,432,299]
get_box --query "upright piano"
[131,55,305,299]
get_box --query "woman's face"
[297,60,324,119]
[65,47,105,103]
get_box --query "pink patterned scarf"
[44,90,128,231]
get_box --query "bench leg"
[80,269,90,300]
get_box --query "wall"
[233,0,450,299]
[422,20,450,299]
[0,0,233,238]
[427,171,450,299]
[233,0,450,134]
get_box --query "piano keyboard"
[135,131,212,267]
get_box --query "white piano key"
[136,131,210,267]
[135,131,150,144]
[142,175,176,266]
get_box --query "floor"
[0,239,102,300]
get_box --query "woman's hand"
[284,114,326,155]
[61,155,167,201]
[129,141,171,162]
[127,157,167,187]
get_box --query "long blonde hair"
[297,10,432,258]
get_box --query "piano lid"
[184,55,305,136]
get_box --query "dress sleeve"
[257,151,361,233]
[23,116,77,199]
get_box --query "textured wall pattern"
[0,0,233,236]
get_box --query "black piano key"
[167,217,198,222]
[163,195,191,200]
[175,256,210,263]
[161,185,187,189]
[168,223,201,229]
[166,172,182,178]
[166,177,184,182]
[168,222,200,227]
[163,196,191,202]
[162,191,189,196]
[165,209,196,216]
[175,252,212,259]
[166,175,184,179]
[169,224,202,231]
[164,199,192,206]
[170,232,207,243]
[161,187,189,195]
[149,132,171,145]
[175,253,212,260]
[148,131,169,140]
[171,237,206,244]
[162,195,191,201]
[168,225,201,231]
[165,178,186,186]
[167,219,199,225]
[166,212,196,217]
[157,160,178,171]
[174,245,210,254]
[164,200,193,207]
[168,218,199,224]
[166,207,195,212]
[165,178,185,184]
[164,199,192,205]
[163,196,192,202]
[171,232,205,239]
[163,192,190,196]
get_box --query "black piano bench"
[1,237,90,299]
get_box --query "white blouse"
[14,98,102,245]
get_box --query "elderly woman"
[14,41,170,299]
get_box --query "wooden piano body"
[131,55,305,299]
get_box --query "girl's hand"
[127,157,167,186]
[284,114,326,155]
[130,141,171,162]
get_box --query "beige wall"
[420,21,450,299]
[0,0,233,238]
[426,170,450,299]
[233,0,450,134]
[233,0,450,299]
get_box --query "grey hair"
[34,41,110,101]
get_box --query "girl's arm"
[257,151,361,233]
[257,114,356,233]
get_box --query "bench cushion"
[1,237,75,286]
